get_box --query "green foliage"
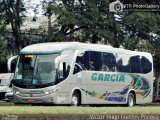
[0,9,7,62]
[46,0,124,46]
[0,37,7,62]
[0,0,27,53]
[46,0,160,50]
[123,12,159,39]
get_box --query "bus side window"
[116,53,131,73]
[102,52,116,72]
[129,56,141,73]
[89,51,103,71]
[140,56,152,74]
[73,51,90,74]
[73,56,83,74]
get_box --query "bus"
[0,73,13,101]
[11,42,153,107]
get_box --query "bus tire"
[71,92,80,106]
[127,92,135,107]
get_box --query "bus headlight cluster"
[44,87,58,95]
[13,90,20,95]
[52,87,58,92]
[44,91,49,95]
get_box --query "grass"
[0,106,160,115]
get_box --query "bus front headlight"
[44,87,58,95]
[16,91,20,94]
[44,91,49,95]
[52,87,58,92]
[13,90,20,95]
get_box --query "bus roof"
[20,42,151,56]
[20,42,77,54]
[20,42,112,54]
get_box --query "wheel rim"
[71,95,78,106]
[128,95,134,107]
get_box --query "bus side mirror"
[7,56,18,73]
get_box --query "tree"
[0,4,7,62]
[0,0,26,53]
[122,12,160,50]
[43,0,123,46]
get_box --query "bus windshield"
[14,54,59,86]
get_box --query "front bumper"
[13,93,58,104]
[5,92,13,101]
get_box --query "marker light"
[25,55,33,58]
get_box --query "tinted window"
[129,56,141,73]
[102,53,116,72]
[89,51,103,71]
[140,56,152,73]
[116,55,152,74]
[74,51,152,74]
[82,51,90,70]
[73,51,89,74]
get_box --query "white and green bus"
[12,42,153,107]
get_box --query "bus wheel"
[127,93,135,107]
[71,92,79,106]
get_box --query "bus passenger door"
[72,51,90,104]
[55,55,73,104]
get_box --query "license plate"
[27,99,35,103]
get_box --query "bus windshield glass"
[14,54,59,86]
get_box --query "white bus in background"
[0,73,13,101]
[0,56,18,102]
[11,42,153,107]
